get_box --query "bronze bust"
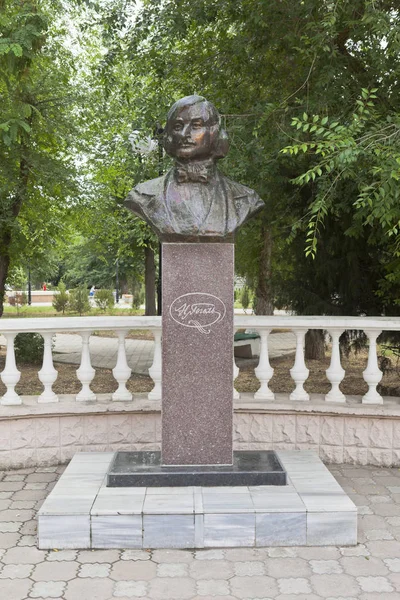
[125,95,264,242]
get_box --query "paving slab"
[0,461,399,597]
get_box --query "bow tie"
[174,162,214,184]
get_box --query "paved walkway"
[52,332,296,375]
[53,335,155,375]
[1,463,400,599]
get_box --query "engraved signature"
[170,293,226,334]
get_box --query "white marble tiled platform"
[37,450,357,549]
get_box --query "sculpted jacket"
[125,167,264,242]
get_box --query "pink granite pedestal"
[161,243,234,466]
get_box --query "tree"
[69,285,90,315]
[94,288,114,311]
[126,0,399,326]
[52,282,69,314]
[0,0,79,317]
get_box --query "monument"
[116,94,277,478]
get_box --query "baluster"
[325,329,345,403]
[38,332,58,403]
[112,330,132,401]
[0,333,21,405]
[362,329,383,404]
[290,329,310,401]
[148,329,161,400]
[233,353,240,399]
[76,331,96,401]
[254,328,274,401]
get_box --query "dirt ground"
[1,348,399,397]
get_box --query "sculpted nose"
[182,124,191,138]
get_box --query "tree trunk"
[0,148,31,317]
[0,251,11,318]
[254,224,274,315]
[305,329,325,360]
[144,245,157,316]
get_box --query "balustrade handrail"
[0,315,162,333]
[1,314,400,333]
[234,315,400,330]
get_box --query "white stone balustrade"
[112,330,132,402]
[76,331,96,401]
[254,328,274,401]
[38,332,58,403]
[0,315,398,407]
[289,329,310,402]
[148,329,162,401]
[325,329,345,403]
[362,329,383,404]
[0,333,21,405]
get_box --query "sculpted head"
[164,95,229,162]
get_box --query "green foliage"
[69,285,91,315]
[132,284,145,310]
[94,288,114,312]
[8,291,27,315]
[281,88,400,260]
[240,287,250,311]
[0,0,81,316]
[14,333,44,364]
[52,282,69,314]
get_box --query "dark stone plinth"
[162,243,234,466]
[107,451,286,487]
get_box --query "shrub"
[14,333,44,364]
[69,285,91,315]
[52,282,69,314]
[132,285,145,309]
[241,286,250,312]
[8,292,27,314]
[94,289,115,311]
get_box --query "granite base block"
[37,450,357,549]
[107,450,286,487]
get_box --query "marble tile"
[250,488,305,512]
[143,514,195,548]
[143,493,194,514]
[91,515,142,548]
[256,512,306,546]
[194,488,203,514]
[63,462,111,475]
[38,515,90,549]
[203,514,255,547]
[146,486,195,495]
[307,511,357,546]
[202,491,254,513]
[92,489,146,515]
[71,451,115,463]
[195,514,204,548]
[300,490,357,512]
[49,484,101,497]
[203,486,250,493]
[39,494,95,515]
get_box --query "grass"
[2,306,145,318]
